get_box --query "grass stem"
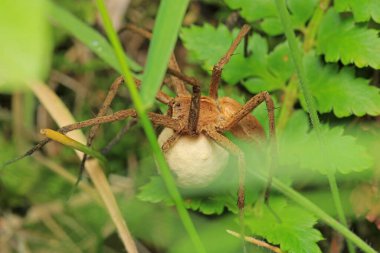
[95,1,206,252]
[273,0,356,252]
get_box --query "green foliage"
[138,176,236,215]
[140,0,190,107]
[317,8,380,69]
[138,176,173,204]
[0,158,41,197]
[224,0,318,35]
[2,1,380,252]
[0,0,52,91]
[335,0,380,23]
[178,3,378,249]
[181,24,234,71]
[280,111,373,174]
[49,2,140,73]
[304,52,380,117]
[246,199,323,253]
[181,23,380,118]
[181,25,292,92]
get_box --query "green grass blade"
[274,0,355,252]
[140,0,190,107]
[95,1,206,252]
[48,1,141,73]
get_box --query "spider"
[3,24,276,211]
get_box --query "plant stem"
[95,1,206,253]
[276,0,329,132]
[303,0,330,52]
[276,75,298,133]
[263,175,376,253]
[273,0,355,252]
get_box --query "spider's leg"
[166,68,201,135]
[204,128,246,210]
[58,110,179,133]
[209,24,251,99]
[134,77,172,105]
[1,109,133,169]
[219,91,276,205]
[168,55,190,96]
[120,23,205,134]
[101,119,137,155]
[1,110,179,169]
[204,127,247,251]
[160,132,181,153]
[121,23,190,96]
[78,75,173,183]
[79,76,124,184]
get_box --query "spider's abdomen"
[218,97,265,143]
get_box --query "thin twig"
[226,230,283,253]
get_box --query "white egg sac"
[158,128,230,188]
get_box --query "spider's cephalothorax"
[169,95,265,143]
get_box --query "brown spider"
[4,24,275,210]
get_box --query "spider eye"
[174,102,181,107]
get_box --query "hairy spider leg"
[78,76,124,185]
[184,25,250,135]
[1,79,173,170]
[121,23,209,135]
[209,24,251,100]
[101,119,138,155]
[204,127,248,252]
[161,132,182,153]
[219,91,277,205]
[204,127,246,209]
[77,75,171,184]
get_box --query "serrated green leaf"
[335,0,380,23]
[181,24,290,92]
[223,34,269,84]
[224,0,277,22]
[181,24,234,71]
[226,37,292,92]
[186,196,226,215]
[246,198,323,253]
[302,126,373,175]
[137,176,173,205]
[287,0,318,26]
[137,176,232,215]
[304,52,380,117]
[317,8,380,68]
[224,0,317,35]
[280,111,373,175]
[278,110,311,169]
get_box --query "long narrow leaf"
[95,1,206,252]
[48,1,141,73]
[40,128,107,165]
[140,0,190,107]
